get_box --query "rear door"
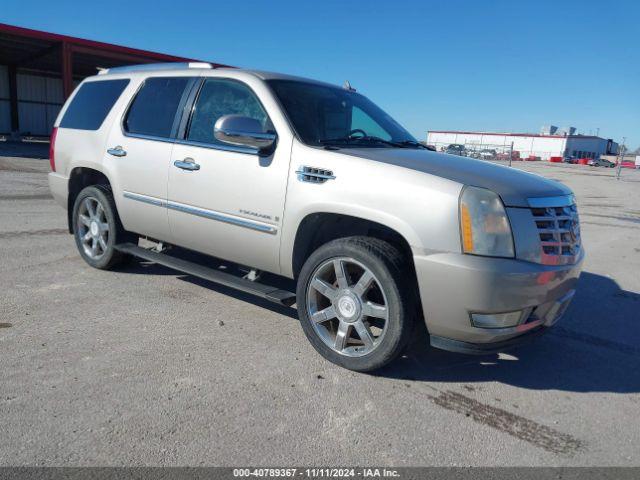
[106,75,197,241]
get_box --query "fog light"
[471,310,527,329]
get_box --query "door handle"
[174,158,200,171]
[107,146,127,157]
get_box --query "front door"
[167,77,290,273]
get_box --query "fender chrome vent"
[296,166,335,184]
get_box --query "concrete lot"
[1,154,639,466]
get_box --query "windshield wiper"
[319,137,354,145]
[319,136,428,149]
[396,140,428,149]
[319,136,404,148]
[355,136,404,147]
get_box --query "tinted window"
[267,80,416,147]
[60,79,129,130]
[124,77,190,138]
[187,78,269,145]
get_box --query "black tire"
[296,236,416,372]
[71,185,132,270]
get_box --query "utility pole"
[509,141,514,167]
[616,137,626,180]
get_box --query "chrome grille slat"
[537,228,572,234]
[534,216,573,222]
[530,200,581,264]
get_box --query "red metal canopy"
[0,22,229,97]
[0,22,230,135]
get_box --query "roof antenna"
[343,80,356,92]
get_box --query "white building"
[427,129,619,160]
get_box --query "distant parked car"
[562,157,577,164]
[496,151,521,161]
[588,158,615,168]
[478,149,497,160]
[445,144,466,156]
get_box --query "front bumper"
[430,325,549,355]
[413,251,583,351]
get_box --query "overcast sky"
[4,0,639,148]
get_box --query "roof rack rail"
[98,62,213,75]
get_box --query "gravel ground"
[0,155,639,466]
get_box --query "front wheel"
[296,237,416,372]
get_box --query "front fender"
[280,141,464,277]
[279,201,425,277]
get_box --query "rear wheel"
[72,185,132,269]
[296,237,415,372]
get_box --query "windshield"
[267,79,419,148]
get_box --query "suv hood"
[340,148,571,207]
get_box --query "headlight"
[459,186,514,257]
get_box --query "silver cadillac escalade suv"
[48,62,583,371]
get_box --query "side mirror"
[213,115,276,153]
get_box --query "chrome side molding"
[123,191,166,207]
[167,201,277,235]
[122,191,277,235]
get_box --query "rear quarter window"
[60,79,129,130]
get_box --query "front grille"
[531,204,581,263]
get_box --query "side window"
[124,77,191,138]
[60,79,129,130]
[187,78,269,145]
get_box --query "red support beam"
[0,22,230,67]
[61,41,74,98]
[70,44,157,65]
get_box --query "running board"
[114,243,297,307]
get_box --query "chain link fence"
[426,139,639,181]
[427,140,556,163]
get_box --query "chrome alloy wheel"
[76,196,110,260]
[306,257,389,357]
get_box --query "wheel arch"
[288,211,419,280]
[66,167,112,233]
